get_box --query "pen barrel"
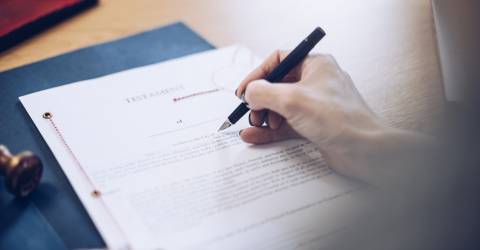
[224,27,325,127]
[228,103,250,124]
[265,27,325,83]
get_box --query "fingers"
[239,122,301,145]
[236,53,342,98]
[248,110,284,129]
[267,111,283,130]
[300,54,344,82]
[236,50,290,98]
[249,110,267,127]
[244,80,299,116]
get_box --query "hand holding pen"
[218,27,326,131]
[221,27,436,187]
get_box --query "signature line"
[147,118,221,138]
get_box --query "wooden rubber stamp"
[0,145,43,197]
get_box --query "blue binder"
[0,22,214,250]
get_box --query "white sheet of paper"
[20,46,360,250]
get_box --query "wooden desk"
[0,0,444,132]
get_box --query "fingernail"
[239,129,244,136]
[235,88,238,96]
[248,113,254,126]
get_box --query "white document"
[20,46,360,250]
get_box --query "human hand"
[236,50,400,183]
[238,51,384,142]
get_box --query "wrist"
[315,119,397,183]
[323,120,435,186]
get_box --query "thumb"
[244,79,296,116]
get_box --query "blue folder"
[0,22,214,250]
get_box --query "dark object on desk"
[433,0,480,103]
[0,0,98,52]
[218,27,326,131]
[0,145,43,197]
[0,22,213,250]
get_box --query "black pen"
[217,27,326,131]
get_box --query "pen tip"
[217,120,232,132]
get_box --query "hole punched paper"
[20,46,361,250]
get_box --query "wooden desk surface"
[0,0,444,132]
